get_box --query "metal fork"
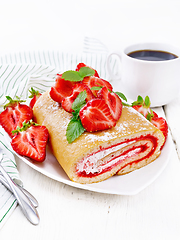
[0,149,40,225]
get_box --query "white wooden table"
[1,0,180,239]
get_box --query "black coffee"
[128,50,178,61]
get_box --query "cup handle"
[107,52,122,80]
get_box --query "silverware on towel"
[0,174,38,208]
[0,149,40,225]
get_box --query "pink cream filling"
[76,135,158,178]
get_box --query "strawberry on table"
[0,96,33,138]
[79,99,116,132]
[29,87,42,109]
[61,83,95,113]
[82,76,113,97]
[11,120,49,162]
[76,63,99,77]
[98,87,122,121]
[50,74,75,103]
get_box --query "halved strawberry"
[49,74,75,103]
[76,63,99,77]
[61,83,95,113]
[150,117,168,149]
[98,87,122,121]
[79,99,116,132]
[29,87,42,108]
[11,121,49,162]
[82,76,113,97]
[0,96,33,138]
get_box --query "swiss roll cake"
[33,91,165,184]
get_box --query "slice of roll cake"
[33,91,165,184]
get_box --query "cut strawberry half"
[76,63,99,77]
[79,99,116,132]
[98,87,122,121]
[0,97,33,138]
[82,76,113,97]
[49,74,76,103]
[29,87,42,108]
[11,121,49,162]
[150,117,168,149]
[61,83,95,113]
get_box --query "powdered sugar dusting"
[84,131,117,142]
[47,101,60,111]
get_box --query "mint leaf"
[66,91,87,143]
[114,92,132,106]
[66,118,85,143]
[62,71,83,82]
[79,67,95,78]
[72,91,87,111]
[62,67,95,82]
[115,92,127,102]
[72,110,80,120]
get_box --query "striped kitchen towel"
[0,64,58,229]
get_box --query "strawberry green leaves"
[4,96,26,109]
[132,95,151,107]
[132,95,155,121]
[12,120,39,135]
[62,67,95,82]
[66,91,87,143]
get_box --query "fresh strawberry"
[132,96,168,149]
[132,95,158,120]
[98,87,122,121]
[79,99,116,132]
[76,63,99,77]
[11,121,49,162]
[50,74,75,103]
[82,76,113,97]
[0,96,33,138]
[29,87,42,108]
[61,83,95,113]
[150,117,168,149]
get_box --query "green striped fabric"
[0,48,118,229]
[0,63,59,229]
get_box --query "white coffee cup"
[107,42,180,107]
